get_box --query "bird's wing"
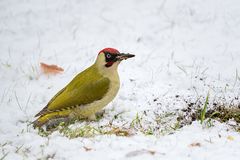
[35,65,110,116]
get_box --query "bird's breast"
[73,72,120,117]
[94,73,120,109]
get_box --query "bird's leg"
[87,110,105,121]
[95,110,105,119]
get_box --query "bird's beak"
[116,53,135,61]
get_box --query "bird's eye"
[106,53,111,59]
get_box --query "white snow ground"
[0,0,240,159]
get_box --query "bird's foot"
[96,110,105,118]
[87,110,106,121]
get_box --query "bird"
[33,48,135,129]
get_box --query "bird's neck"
[94,54,120,81]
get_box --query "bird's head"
[95,48,135,71]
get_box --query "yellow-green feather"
[34,53,121,128]
[47,64,110,111]
[34,110,72,128]
[34,64,111,127]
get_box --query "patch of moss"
[206,106,240,123]
[178,97,240,132]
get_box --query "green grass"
[35,94,240,138]
[130,113,142,129]
[59,124,132,138]
[200,92,209,124]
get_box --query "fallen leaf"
[148,150,156,155]
[125,149,156,157]
[83,146,92,151]
[105,127,133,137]
[227,135,234,141]
[189,142,201,147]
[40,62,64,74]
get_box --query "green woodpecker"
[33,48,135,128]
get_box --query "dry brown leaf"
[189,142,201,147]
[105,127,133,137]
[125,149,156,157]
[83,146,92,152]
[40,62,64,74]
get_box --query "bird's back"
[35,64,113,117]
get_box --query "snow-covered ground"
[0,0,240,159]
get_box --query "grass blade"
[200,92,209,124]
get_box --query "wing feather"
[35,65,110,116]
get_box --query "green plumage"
[33,48,135,129]
[33,64,110,128]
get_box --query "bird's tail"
[33,110,72,129]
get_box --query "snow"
[0,0,240,159]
